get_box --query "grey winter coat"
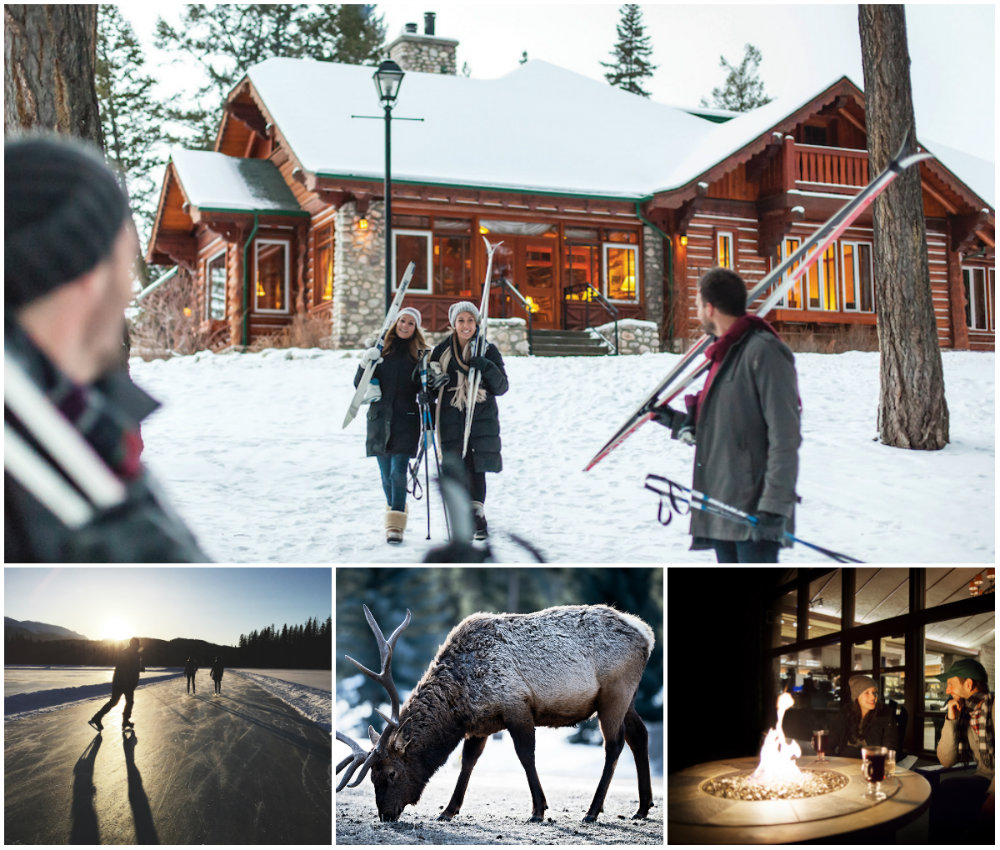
[690,327,801,546]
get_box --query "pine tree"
[701,43,772,112]
[154,4,386,149]
[96,5,164,250]
[601,4,658,98]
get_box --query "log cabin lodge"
[147,15,995,356]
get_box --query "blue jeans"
[711,539,780,563]
[377,454,410,511]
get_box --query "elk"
[336,603,654,823]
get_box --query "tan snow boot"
[386,506,408,544]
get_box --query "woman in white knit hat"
[353,307,427,543]
[428,300,509,540]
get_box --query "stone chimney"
[387,11,458,74]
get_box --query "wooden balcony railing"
[796,144,869,192]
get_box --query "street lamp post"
[374,59,405,314]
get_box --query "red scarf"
[689,315,783,422]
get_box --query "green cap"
[934,658,988,683]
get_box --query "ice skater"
[89,636,144,731]
[184,656,197,694]
[210,657,224,694]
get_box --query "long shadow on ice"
[70,734,102,843]
[193,693,330,759]
[123,730,159,844]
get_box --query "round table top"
[668,755,931,844]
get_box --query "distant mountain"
[4,617,89,642]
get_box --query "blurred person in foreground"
[4,134,208,562]
[933,658,994,841]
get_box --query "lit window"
[604,243,638,302]
[806,244,838,310]
[254,240,289,313]
[842,242,874,312]
[779,237,804,309]
[205,249,226,321]
[315,224,334,304]
[394,230,432,293]
[717,231,734,269]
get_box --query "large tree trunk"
[858,5,948,450]
[4,4,103,144]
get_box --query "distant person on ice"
[653,267,801,562]
[184,656,198,694]
[4,134,209,562]
[353,307,426,544]
[429,301,508,541]
[89,637,144,731]
[210,657,224,694]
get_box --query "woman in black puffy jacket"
[354,307,426,543]
[429,301,508,540]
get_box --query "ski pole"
[643,474,863,563]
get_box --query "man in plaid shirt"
[934,658,993,840]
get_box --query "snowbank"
[232,669,331,733]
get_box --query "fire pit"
[702,767,849,801]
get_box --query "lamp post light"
[374,59,405,313]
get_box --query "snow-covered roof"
[919,138,995,210]
[246,57,716,199]
[170,148,303,213]
[237,57,992,210]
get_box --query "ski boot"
[88,715,103,732]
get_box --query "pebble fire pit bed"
[669,756,904,830]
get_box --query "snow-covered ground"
[3,666,331,733]
[231,668,331,733]
[132,348,994,564]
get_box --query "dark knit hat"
[5,134,131,309]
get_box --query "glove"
[751,511,787,543]
[650,404,696,444]
[362,346,382,365]
[469,355,492,373]
[428,362,449,390]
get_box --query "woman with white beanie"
[353,307,427,543]
[429,301,509,540]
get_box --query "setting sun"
[101,618,133,641]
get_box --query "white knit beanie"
[396,306,422,327]
[448,300,480,326]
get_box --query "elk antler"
[336,605,412,792]
[344,604,411,750]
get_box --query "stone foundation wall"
[595,318,660,355]
[422,318,530,357]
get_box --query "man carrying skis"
[4,134,208,562]
[89,636,144,731]
[654,268,800,562]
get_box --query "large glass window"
[604,243,638,302]
[394,230,432,293]
[806,244,838,310]
[778,237,804,309]
[254,240,289,313]
[842,241,874,312]
[963,266,992,330]
[314,223,334,305]
[205,248,226,321]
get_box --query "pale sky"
[3,567,331,647]
[120,2,995,162]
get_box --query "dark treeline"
[5,615,331,669]
[336,568,663,732]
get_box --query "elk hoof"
[437,812,455,822]
[582,814,598,823]
[529,815,543,823]
[631,811,649,820]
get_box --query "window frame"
[313,222,335,306]
[963,265,992,331]
[602,241,640,304]
[840,240,875,314]
[253,238,291,314]
[205,247,227,321]
[715,230,735,270]
[393,229,433,294]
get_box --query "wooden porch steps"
[530,328,612,357]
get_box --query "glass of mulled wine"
[861,746,888,801]
[810,729,830,763]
